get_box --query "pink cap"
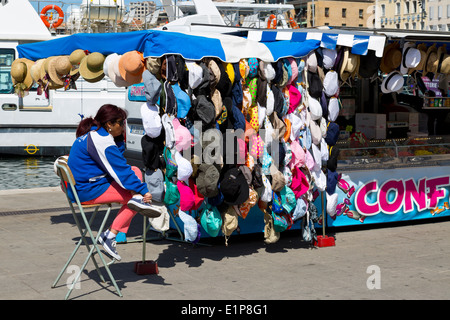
[287,84,301,114]
[177,180,195,211]
[289,140,305,170]
[173,118,192,152]
[290,166,309,199]
[305,149,315,171]
[287,57,298,85]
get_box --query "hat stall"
[21,28,443,244]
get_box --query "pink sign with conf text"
[354,176,450,216]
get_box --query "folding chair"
[52,157,123,300]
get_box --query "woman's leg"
[81,166,143,234]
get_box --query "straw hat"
[118,50,145,85]
[69,49,87,76]
[400,42,421,75]
[43,56,64,89]
[423,44,438,75]
[439,50,450,75]
[408,43,428,74]
[380,42,402,74]
[434,45,449,75]
[339,48,359,82]
[11,58,34,90]
[79,52,105,83]
[48,56,72,87]
[30,59,43,81]
[30,59,49,93]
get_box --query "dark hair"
[76,104,127,137]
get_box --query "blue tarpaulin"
[17,29,320,62]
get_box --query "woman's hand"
[143,192,152,204]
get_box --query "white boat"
[61,0,295,34]
[0,0,127,156]
[163,0,295,30]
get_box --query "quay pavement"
[1,187,450,303]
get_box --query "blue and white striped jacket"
[67,126,148,203]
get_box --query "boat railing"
[30,0,298,34]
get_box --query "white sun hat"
[400,42,422,75]
[381,71,404,94]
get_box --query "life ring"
[289,17,299,29]
[267,14,277,29]
[40,5,64,29]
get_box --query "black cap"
[219,167,249,205]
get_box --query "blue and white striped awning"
[247,30,386,58]
[143,30,320,62]
[17,30,320,63]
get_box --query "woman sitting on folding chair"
[67,104,154,261]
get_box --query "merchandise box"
[387,121,409,139]
[389,112,420,133]
[355,113,386,140]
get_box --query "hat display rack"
[13,39,450,246]
[136,50,347,247]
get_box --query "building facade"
[427,0,450,31]
[374,0,450,31]
[287,0,375,27]
[129,1,156,22]
[377,0,427,30]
